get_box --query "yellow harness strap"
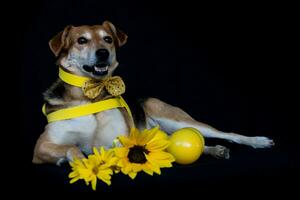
[43,96,132,123]
[42,68,133,123]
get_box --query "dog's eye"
[104,36,113,44]
[77,37,88,44]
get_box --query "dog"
[32,21,274,166]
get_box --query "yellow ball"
[167,128,205,165]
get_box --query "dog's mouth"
[82,63,110,76]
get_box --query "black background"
[12,0,299,196]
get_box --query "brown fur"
[33,130,85,164]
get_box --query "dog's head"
[49,21,127,79]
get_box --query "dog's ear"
[49,25,73,57]
[103,21,127,47]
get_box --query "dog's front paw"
[249,136,275,148]
[66,147,86,162]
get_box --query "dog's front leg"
[33,132,85,166]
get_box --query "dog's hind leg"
[204,145,230,159]
[143,98,274,149]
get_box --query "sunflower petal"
[142,163,154,176]
[129,127,140,143]
[69,158,82,168]
[70,177,80,184]
[145,156,161,175]
[93,147,100,157]
[69,171,79,178]
[107,157,119,166]
[101,178,112,186]
[97,170,112,183]
[150,163,161,175]
[82,158,91,168]
[128,172,137,179]
[91,176,97,191]
[147,151,175,168]
[114,147,129,158]
[118,135,135,147]
[148,151,175,160]
[152,129,168,140]
[121,163,133,174]
[131,163,143,172]
[105,149,115,160]
[116,158,126,167]
[153,159,173,168]
[138,126,159,145]
[146,139,170,151]
[100,146,106,158]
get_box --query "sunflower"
[69,147,117,190]
[114,126,175,179]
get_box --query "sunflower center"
[128,145,149,163]
[92,166,99,174]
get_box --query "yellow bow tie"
[82,76,125,99]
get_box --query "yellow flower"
[114,126,175,179]
[68,147,117,190]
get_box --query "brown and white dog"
[32,21,274,166]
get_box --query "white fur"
[99,30,108,38]
[246,136,275,148]
[47,115,97,154]
[47,108,129,155]
[82,32,92,39]
[93,109,129,148]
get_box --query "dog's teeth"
[94,66,108,72]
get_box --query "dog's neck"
[58,66,115,102]
[44,74,113,108]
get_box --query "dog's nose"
[96,49,109,61]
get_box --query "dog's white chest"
[47,108,129,155]
[93,109,129,148]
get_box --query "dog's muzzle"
[83,49,110,76]
[83,63,109,76]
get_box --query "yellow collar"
[43,68,132,123]
[59,67,90,87]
